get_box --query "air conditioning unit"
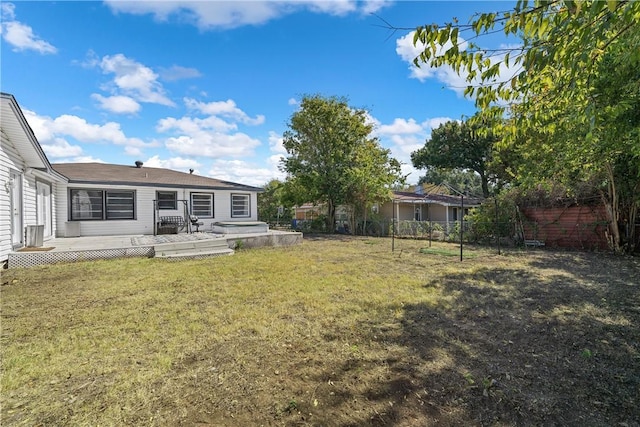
[65,221,81,237]
[26,225,44,247]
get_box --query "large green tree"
[281,95,403,232]
[347,138,403,233]
[406,0,640,252]
[411,115,499,197]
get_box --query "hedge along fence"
[292,218,474,242]
[520,205,610,250]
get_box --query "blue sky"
[1,1,514,186]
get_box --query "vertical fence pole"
[495,197,501,255]
[460,195,464,262]
[392,199,395,252]
[429,204,432,248]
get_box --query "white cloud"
[268,131,286,154]
[158,65,202,81]
[97,54,175,106]
[369,113,455,185]
[144,155,202,173]
[158,97,266,161]
[184,98,265,125]
[157,116,237,134]
[91,94,141,114]
[40,138,84,158]
[288,97,299,106]
[1,2,15,19]
[208,159,283,187]
[164,133,261,158]
[53,155,105,164]
[377,118,423,135]
[396,31,469,94]
[124,146,143,157]
[104,0,392,30]
[422,117,453,130]
[1,3,57,54]
[23,109,158,158]
[389,134,423,156]
[360,0,390,14]
[267,153,286,171]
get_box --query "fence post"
[392,199,395,252]
[460,195,464,262]
[495,198,501,255]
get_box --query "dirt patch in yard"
[1,239,639,426]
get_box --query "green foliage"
[467,193,518,242]
[410,0,640,252]
[281,95,403,232]
[257,179,293,225]
[411,113,502,197]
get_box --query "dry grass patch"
[1,237,639,426]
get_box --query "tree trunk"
[602,163,622,253]
[479,170,490,198]
[628,202,638,253]
[327,200,336,233]
[362,205,368,236]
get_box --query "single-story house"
[292,190,483,233]
[52,162,262,238]
[1,92,263,262]
[380,191,484,229]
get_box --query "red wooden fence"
[520,205,610,250]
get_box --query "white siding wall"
[22,173,37,228]
[0,131,24,260]
[1,132,60,260]
[56,183,259,237]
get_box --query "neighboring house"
[52,162,263,237]
[294,203,349,221]
[1,93,68,262]
[294,203,324,221]
[292,190,482,233]
[380,191,483,228]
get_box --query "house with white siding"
[1,93,68,263]
[52,162,262,238]
[1,93,263,264]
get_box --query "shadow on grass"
[309,258,640,426]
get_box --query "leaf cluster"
[280,95,404,228]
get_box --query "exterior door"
[414,205,422,221]
[36,181,52,238]
[10,171,23,248]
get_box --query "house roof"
[52,162,263,192]
[393,191,483,207]
[1,93,67,182]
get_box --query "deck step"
[158,249,234,259]
[153,239,233,258]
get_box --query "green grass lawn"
[1,237,639,426]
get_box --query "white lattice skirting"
[8,247,155,268]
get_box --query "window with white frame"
[191,193,213,218]
[156,191,177,210]
[70,189,135,220]
[231,193,250,217]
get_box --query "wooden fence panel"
[521,205,609,250]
